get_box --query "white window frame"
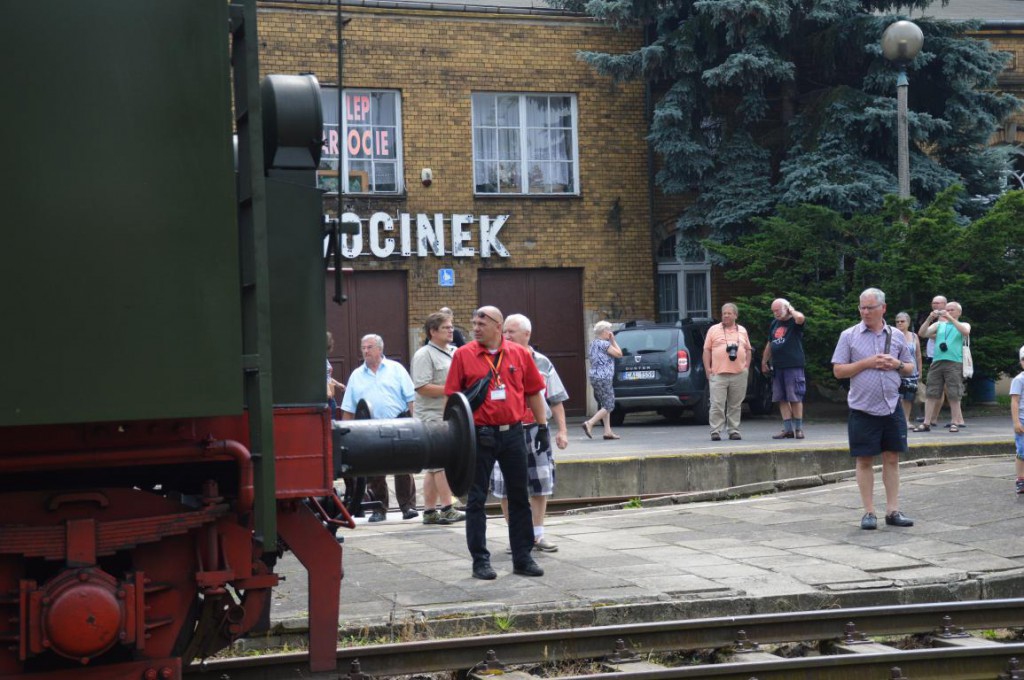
[656,233,711,322]
[319,87,404,195]
[471,92,580,196]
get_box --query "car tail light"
[677,350,689,373]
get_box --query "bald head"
[472,305,505,349]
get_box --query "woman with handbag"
[915,301,971,433]
[895,312,922,427]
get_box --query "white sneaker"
[533,537,558,552]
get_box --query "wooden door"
[478,269,586,416]
[326,270,409,391]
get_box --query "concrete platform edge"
[554,442,1009,500]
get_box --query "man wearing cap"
[445,305,548,580]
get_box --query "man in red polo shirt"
[445,305,549,580]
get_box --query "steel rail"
[188,598,1024,678]
[563,644,1024,680]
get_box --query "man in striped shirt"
[832,288,916,531]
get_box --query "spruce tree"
[556,0,1020,252]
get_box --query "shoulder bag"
[462,369,493,411]
[962,335,974,379]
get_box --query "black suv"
[610,319,773,425]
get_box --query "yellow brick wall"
[982,31,1024,143]
[258,2,653,336]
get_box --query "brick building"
[257,0,1022,415]
[258,0,650,415]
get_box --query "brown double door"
[325,270,409,392]
[478,268,586,417]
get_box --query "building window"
[319,88,403,195]
[472,93,579,195]
[656,233,711,322]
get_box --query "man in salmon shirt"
[445,306,548,580]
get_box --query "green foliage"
[493,610,516,632]
[957,191,1024,378]
[563,0,1021,249]
[707,189,1024,386]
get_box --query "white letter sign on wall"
[451,214,474,257]
[340,213,511,259]
[341,211,363,259]
[480,215,509,257]
[369,213,395,258]
[417,214,445,257]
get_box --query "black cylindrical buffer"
[332,393,477,496]
[261,74,324,170]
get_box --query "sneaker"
[885,510,914,527]
[402,508,419,520]
[534,537,558,552]
[728,432,742,440]
[772,430,795,439]
[860,512,877,530]
[368,509,387,523]
[1015,478,1024,495]
[794,429,805,439]
[710,432,721,441]
[422,510,450,525]
[439,507,466,523]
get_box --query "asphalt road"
[556,407,1013,463]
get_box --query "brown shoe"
[771,430,795,439]
[794,429,805,439]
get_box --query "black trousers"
[466,423,534,567]
[367,474,416,512]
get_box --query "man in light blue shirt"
[341,334,417,522]
[832,288,915,531]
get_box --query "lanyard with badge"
[484,350,506,401]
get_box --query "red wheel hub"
[42,570,123,661]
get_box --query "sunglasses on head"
[474,310,500,325]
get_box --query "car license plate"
[620,370,657,381]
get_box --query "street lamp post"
[881,20,924,199]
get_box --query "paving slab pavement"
[264,451,1024,643]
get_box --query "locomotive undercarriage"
[0,450,282,679]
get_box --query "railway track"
[189,599,1024,679]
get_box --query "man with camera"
[916,301,971,433]
[831,288,916,530]
[703,303,753,441]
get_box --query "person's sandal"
[948,424,959,433]
[911,424,930,432]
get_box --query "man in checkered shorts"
[491,314,569,553]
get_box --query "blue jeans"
[466,423,534,567]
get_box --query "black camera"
[899,377,918,397]
[939,342,948,352]
[726,343,738,361]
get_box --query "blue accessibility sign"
[438,268,455,287]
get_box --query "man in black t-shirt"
[762,298,807,439]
